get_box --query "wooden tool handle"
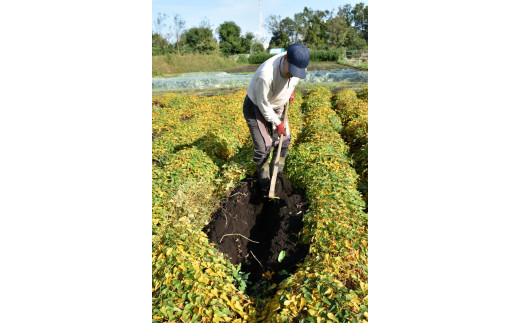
[268,102,289,198]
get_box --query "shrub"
[251,42,265,53]
[236,54,249,64]
[248,52,275,64]
[309,49,344,62]
[357,86,368,102]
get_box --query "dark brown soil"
[203,173,309,291]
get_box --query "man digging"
[242,42,311,192]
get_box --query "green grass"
[152,53,369,77]
[296,81,367,95]
[152,53,248,76]
[337,59,368,70]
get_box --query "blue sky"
[152,0,368,43]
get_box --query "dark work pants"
[242,95,290,166]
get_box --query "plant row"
[331,87,368,206]
[152,218,258,322]
[152,90,255,322]
[152,91,250,165]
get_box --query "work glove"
[276,122,287,136]
[289,91,295,104]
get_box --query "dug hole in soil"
[203,173,309,294]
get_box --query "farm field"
[152,86,368,322]
[151,81,368,99]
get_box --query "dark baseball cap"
[287,43,310,79]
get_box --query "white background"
[1,1,519,322]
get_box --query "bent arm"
[255,78,281,125]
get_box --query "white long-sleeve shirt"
[246,52,300,126]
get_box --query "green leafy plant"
[152,87,368,322]
[277,250,286,263]
[232,263,251,292]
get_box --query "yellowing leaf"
[299,297,306,310]
[212,316,225,323]
[327,312,339,322]
[198,275,210,284]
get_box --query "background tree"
[269,30,290,49]
[152,12,188,53]
[217,21,251,55]
[352,3,368,42]
[152,33,174,55]
[264,2,368,51]
[292,13,309,44]
[172,14,186,52]
[281,17,298,43]
[327,15,349,48]
[251,41,265,53]
[241,32,254,53]
[152,2,368,56]
[153,12,168,36]
[182,27,217,54]
[265,15,292,49]
[199,17,212,29]
[344,28,367,50]
[301,7,330,49]
[337,4,355,28]
[265,15,282,36]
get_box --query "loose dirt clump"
[203,173,309,292]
